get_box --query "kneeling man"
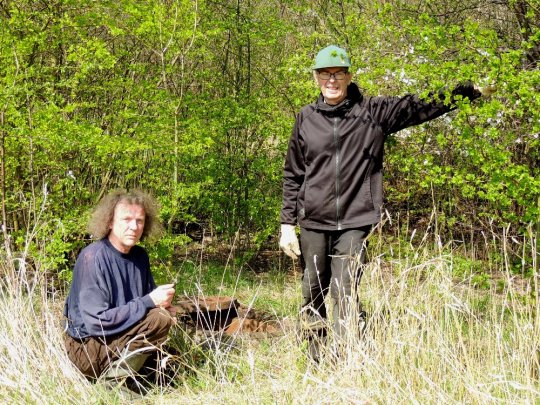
[63,189,177,386]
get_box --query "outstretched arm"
[374,81,484,135]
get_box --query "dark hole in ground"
[175,295,283,336]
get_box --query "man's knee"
[64,335,104,379]
[145,307,175,337]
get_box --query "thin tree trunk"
[0,110,13,264]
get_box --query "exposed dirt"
[175,295,284,337]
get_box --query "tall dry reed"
[0,221,537,404]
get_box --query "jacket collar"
[316,83,363,114]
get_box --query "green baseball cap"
[312,45,351,70]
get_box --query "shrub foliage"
[0,0,538,271]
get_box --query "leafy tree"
[0,0,538,274]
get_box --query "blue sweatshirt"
[64,238,157,339]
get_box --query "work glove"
[474,84,497,97]
[279,224,301,260]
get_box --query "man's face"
[313,67,352,105]
[108,202,146,254]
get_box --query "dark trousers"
[300,226,370,338]
[64,308,175,379]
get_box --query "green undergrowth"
[152,257,302,319]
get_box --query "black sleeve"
[280,115,304,225]
[372,81,481,135]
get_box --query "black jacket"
[280,82,480,230]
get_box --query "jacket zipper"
[334,117,342,230]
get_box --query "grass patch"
[0,224,538,403]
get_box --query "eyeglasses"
[317,70,348,80]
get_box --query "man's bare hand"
[165,305,178,316]
[165,305,179,324]
[149,283,176,308]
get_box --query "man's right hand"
[149,283,176,308]
[279,224,301,260]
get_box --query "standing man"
[279,45,488,348]
[64,189,177,390]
